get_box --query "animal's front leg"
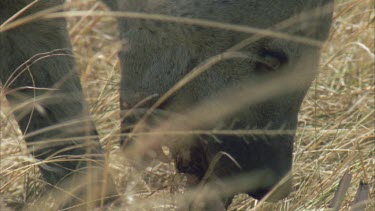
[0,1,117,209]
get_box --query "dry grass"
[0,0,374,210]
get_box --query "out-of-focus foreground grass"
[0,0,373,210]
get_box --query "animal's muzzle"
[120,108,294,202]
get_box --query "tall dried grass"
[0,0,373,210]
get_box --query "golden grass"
[0,0,374,210]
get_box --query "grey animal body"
[0,0,333,210]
